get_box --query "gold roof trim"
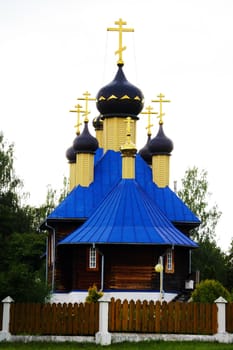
[98,96,106,101]
[120,95,130,100]
[107,95,118,100]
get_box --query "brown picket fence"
[0,303,2,330]
[109,299,218,335]
[10,302,99,336]
[6,299,233,336]
[226,302,233,333]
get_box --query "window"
[87,247,99,271]
[165,249,174,273]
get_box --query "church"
[41,19,200,303]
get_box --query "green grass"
[0,342,232,350]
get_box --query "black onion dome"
[92,115,103,130]
[138,135,152,165]
[73,121,98,154]
[66,144,76,163]
[96,65,144,119]
[149,124,173,155]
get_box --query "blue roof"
[48,150,200,226]
[59,179,198,248]
[48,150,121,219]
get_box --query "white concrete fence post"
[215,296,227,333]
[95,295,111,345]
[214,296,231,343]
[0,296,14,341]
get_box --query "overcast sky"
[1,0,233,251]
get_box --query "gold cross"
[151,93,171,125]
[69,104,84,135]
[141,105,158,136]
[107,18,134,65]
[124,116,134,137]
[77,91,96,122]
[121,117,136,150]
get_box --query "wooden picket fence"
[0,303,2,330]
[226,302,233,333]
[109,299,218,335]
[4,299,233,336]
[10,302,99,336]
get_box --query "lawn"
[0,342,232,350]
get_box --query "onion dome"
[73,121,99,154]
[149,124,173,155]
[66,144,76,163]
[92,115,103,131]
[138,134,152,165]
[96,65,144,119]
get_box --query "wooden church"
[42,19,200,303]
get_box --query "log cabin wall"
[54,244,192,293]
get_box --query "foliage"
[178,166,221,242]
[85,284,104,303]
[191,279,231,303]
[177,166,232,287]
[0,133,48,302]
[192,238,228,286]
[225,239,233,292]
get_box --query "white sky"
[1,0,233,252]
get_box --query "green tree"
[0,132,48,301]
[192,238,227,286]
[225,238,233,293]
[191,279,231,303]
[177,167,226,284]
[178,167,221,242]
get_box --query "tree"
[225,238,233,293]
[191,238,227,286]
[191,279,231,303]
[0,132,48,301]
[178,167,225,284]
[178,166,221,243]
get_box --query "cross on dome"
[107,18,134,66]
[152,93,171,125]
[141,105,158,136]
[69,104,84,135]
[77,91,96,123]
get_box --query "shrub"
[85,284,104,303]
[191,279,231,303]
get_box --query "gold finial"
[107,18,134,65]
[69,104,84,135]
[77,91,96,123]
[141,106,158,136]
[151,93,171,125]
[121,117,136,151]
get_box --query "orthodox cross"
[107,18,134,65]
[69,104,84,135]
[122,117,136,150]
[151,93,170,125]
[125,116,134,138]
[77,91,96,122]
[141,105,158,136]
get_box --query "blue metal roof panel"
[48,150,121,219]
[59,179,198,247]
[48,150,200,226]
[136,154,200,224]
